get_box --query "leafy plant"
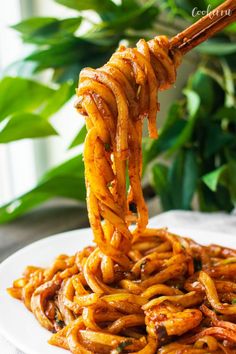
[147,67,236,211]
[0,155,85,223]
[0,0,235,222]
[0,0,159,223]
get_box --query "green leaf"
[152,163,168,195]
[12,17,57,34]
[157,121,186,153]
[163,0,194,20]
[121,0,138,11]
[40,155,84,182]
[143,102,184,169]
[198,183,233,212]
[221,59,235,108]
[202,165,227,192]
[167,90,200,153]
[151,149,198,211]
[115,340,132,353]
[226,22,236,33]
[152,163,172,210]
[25,37,111,78]
[0,77,53,122]
[40,82,74,118]
[116,0,159,31]
[0,77,73,143]
[181,149,198,209]
[169,149,198,209]
[52,63,83,83]
[168,151,184,209]
[197,41,236,56]
[37,176,85,199]
[203,124,234,158]
[204,0,222,7]
[184,89,200,117]
[68,124,87,149]
[0,154,85,223]
[190,70,214,113]
[90,0,159,31]
[0,176,85,224]
[12,17,82,42]
[0,193,50,224]
[215,106,236,121]
[0,113,58,143]
[55,0,118,13]
[227,160,236,204]
[26,38,85,70]
[161,102,184,133]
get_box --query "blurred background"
[0,0,235,259]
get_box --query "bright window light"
[0,0,37,205]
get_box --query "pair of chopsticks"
[170,0,236,55]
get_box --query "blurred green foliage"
[0,0,235,222]
[147,69,236,212]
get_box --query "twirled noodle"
[8,36,236,353]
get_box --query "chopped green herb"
[212,308,220,315]
[104,143,111,152]
[232,298,236,304]
[115,340,132,353]
[55,310,65,328]
[55,319,64,328]
[221,257,236,265]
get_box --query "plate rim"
[0,228,89,268]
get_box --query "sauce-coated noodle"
[8,36,236,353]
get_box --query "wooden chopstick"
[170,0,236,55]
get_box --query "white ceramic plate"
[0,224,235,354]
